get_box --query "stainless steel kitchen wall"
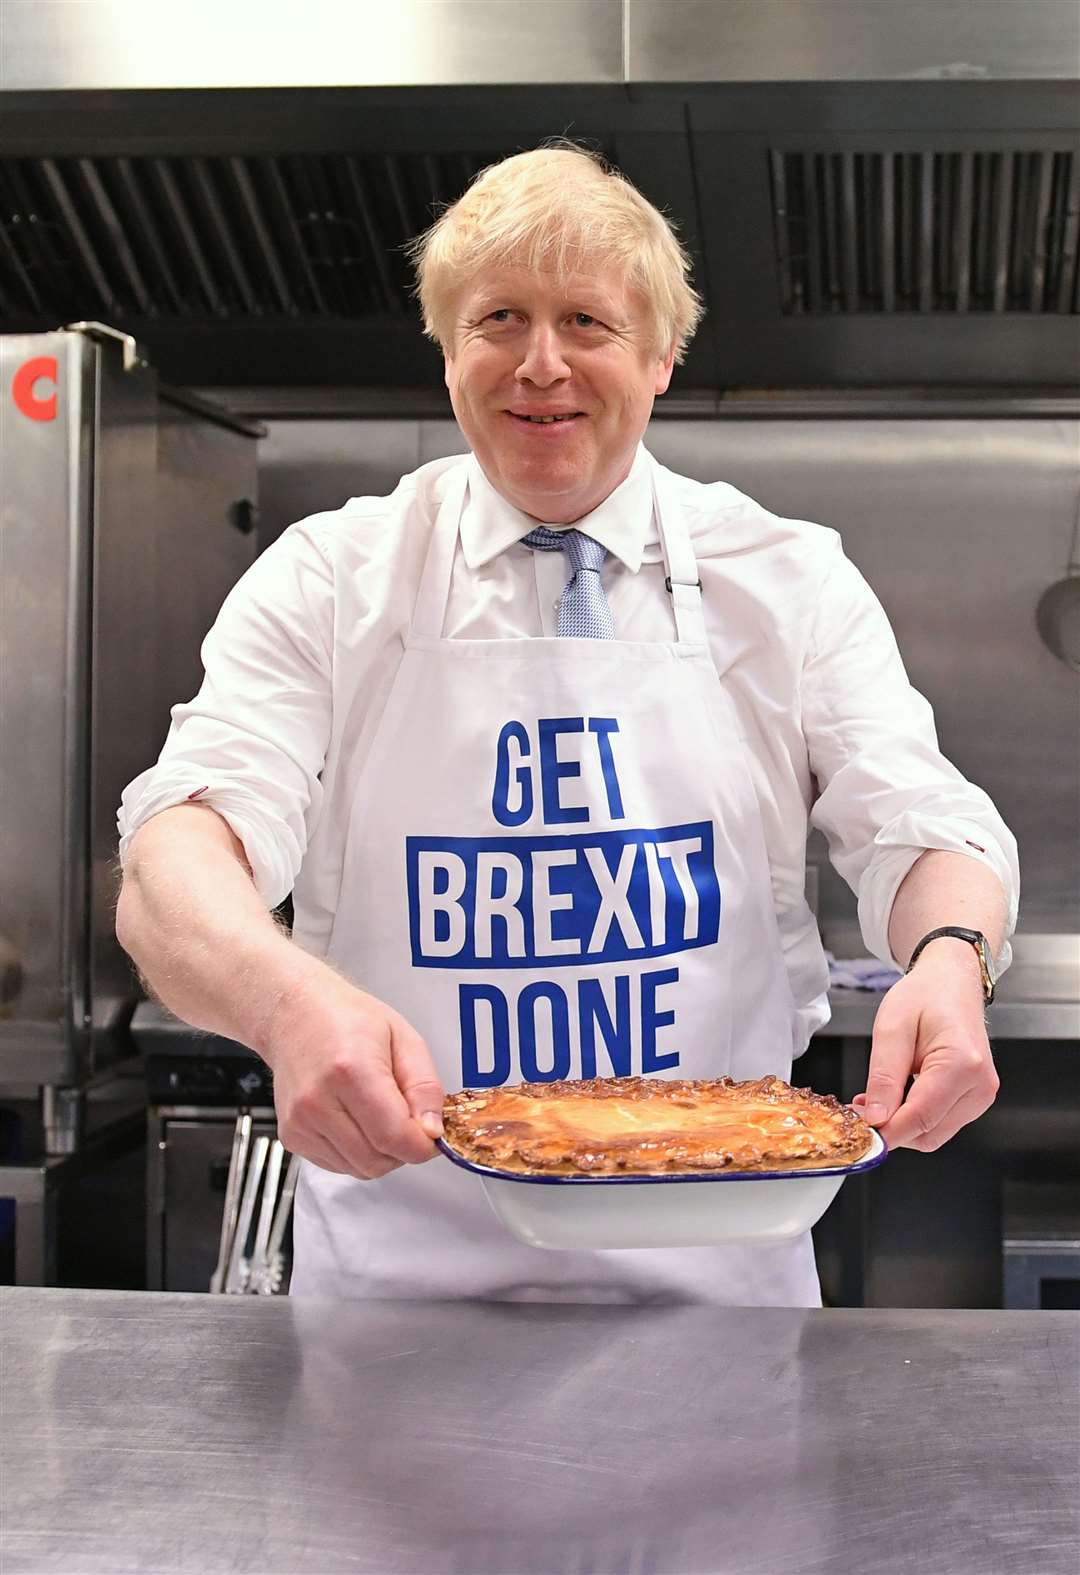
[254,416,1079,938]
[6,0,1078,88]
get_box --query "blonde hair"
[408,143,704,363]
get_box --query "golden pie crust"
[442,1076,874,1176]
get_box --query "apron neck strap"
[410,457,471,640]
[411,451,706,645]
[651,460,706,646]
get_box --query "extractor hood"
[1,0,1078,397]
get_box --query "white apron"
[291,455,821,1306]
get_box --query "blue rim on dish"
[436,1130,888,1186]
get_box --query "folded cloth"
[826,952,904,992]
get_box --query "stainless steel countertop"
[1,1288,1077,1575]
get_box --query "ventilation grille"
[770,149,1080,315]
[0,150,519,321]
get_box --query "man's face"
[443,263,675,524]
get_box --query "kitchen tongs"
[209,1114,300,1294]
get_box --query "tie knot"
[521,526,606,575]
[519,525,566,552]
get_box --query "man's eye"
[487,309,513,323]
[574,313,597,328]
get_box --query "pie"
[442,1075,874,1176]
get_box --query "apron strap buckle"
[665,574,702,592]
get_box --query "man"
[117,146,1017,1306]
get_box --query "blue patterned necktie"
[521,526,616,639]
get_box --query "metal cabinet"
[0,326,261,1094]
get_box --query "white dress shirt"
[118,445,1019,1046]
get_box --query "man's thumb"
[390,1018,445,1139]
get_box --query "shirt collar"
[460,444,652,574]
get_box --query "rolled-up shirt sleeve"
[804,543,1019,971]
[118,519,334,909]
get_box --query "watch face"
[975,937,996,999]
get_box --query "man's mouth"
[508,411,585,425]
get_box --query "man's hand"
[852,939,999,1152]
[262,971,445,1180]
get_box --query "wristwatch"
[905,926,996,1004]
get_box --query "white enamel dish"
[438,1131,888,1250]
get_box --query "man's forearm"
[886,848,1008,969]
[115,804,324,1057]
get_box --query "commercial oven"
[137,999,282,1292]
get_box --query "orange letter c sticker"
[13,356,58,422]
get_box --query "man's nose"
[515,325,571,387]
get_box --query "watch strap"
[906,926,995,1003]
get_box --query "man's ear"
[443,354,453,389]
[654,344,676,397]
